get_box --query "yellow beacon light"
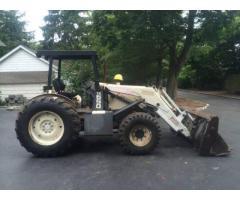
[113,74,123,81]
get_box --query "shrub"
[178,65,196,89]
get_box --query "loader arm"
[100,83,230,156]
[100,83,192,136]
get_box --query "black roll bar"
[36,50,100,90]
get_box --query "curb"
[179,89,240,100]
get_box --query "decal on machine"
[96,91,102,109]
[169,116,179,126]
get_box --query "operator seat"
[52,78,76,99]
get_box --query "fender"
[28,93,77,108]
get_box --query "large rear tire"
[119,112,161,155]
[15,97,80,157]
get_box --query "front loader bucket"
[190,114,230,156]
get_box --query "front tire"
[119,112,161,155]
[15,97,80,157]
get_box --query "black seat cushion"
[52,78,77,99]
[53,78,65,92]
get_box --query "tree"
[41,10,91,50]
[41,10,240,98]
[182,11,240,90]
[166,11,196,99]
[92,11,171,84]
[41,11,93,94]
[0,10,33,56]
[92,11,196,99]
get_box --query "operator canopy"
[36,50,97,60]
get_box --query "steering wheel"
[78,80,95,107]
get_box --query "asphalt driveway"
[0,91,240,189]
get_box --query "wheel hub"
[129,125,152,147]
[135,129,145,139]
[28,111,64,146]
[41,120,54,133]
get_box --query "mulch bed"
[175,97,208,112]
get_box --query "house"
[0,45,51,100]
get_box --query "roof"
[0,45,57,71]
[36,50,97,60]
[0,40,6,47]
[0,71,48,84]
[0,45,50,65]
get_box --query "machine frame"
[14,50,230,157]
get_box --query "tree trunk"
[166,10,196,100]
[155,58,163,88]
[167,66,178,99]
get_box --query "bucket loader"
[15,50,230,157]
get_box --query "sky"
[21,10,49,41]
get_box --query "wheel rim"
[28,111,64,146]
[129,125,152,147]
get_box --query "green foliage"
[225,74,240,93]
[40,10,240,93]
[1,10,240,95]
[42,10,91,50]
[92,11,185,85]
[0,10,33,57]
[184,11,240,90]
[178,65,196,89]
[41,11,93,92]
[61,60,94,93]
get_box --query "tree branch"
[176,10,197,72]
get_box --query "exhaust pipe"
[190,114,230,156]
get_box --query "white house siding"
[0,46,52,101]
[0,48,49,72]
[0,84,45,100]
